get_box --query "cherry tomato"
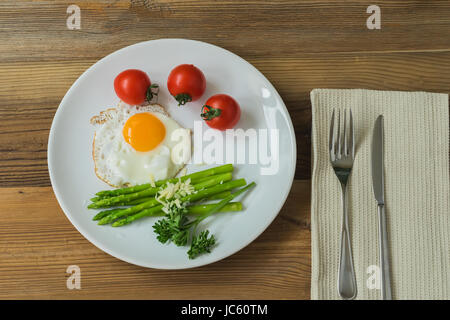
[167,64,206,106]
[114,69,155,105]
[200,94,241,131]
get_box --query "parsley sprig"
[188,230,216,259]
[152,182,256,259]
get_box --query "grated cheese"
[149,174,156,188]
[155,178,196,213]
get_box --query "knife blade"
[371,115,393,300]
[371,115,385,205]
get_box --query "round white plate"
[48,39,296,269]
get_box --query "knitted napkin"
[310,89,449,300]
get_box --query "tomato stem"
[146,84,159,103]
[174,93,192,106]
[201,105,222,120]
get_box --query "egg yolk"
[122,112,166,152]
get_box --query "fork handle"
[337,185,357,300]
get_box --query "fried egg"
[91,102,191,187]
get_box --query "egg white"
[92,103,191,187]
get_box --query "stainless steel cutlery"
[328,110,393,300]
[329,108,357,300]
[371,115,393,300]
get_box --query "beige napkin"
[310,89,450,300]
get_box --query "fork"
[329,108,357,300]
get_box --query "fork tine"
[329,109,335,154]
[342,109,347,156]
[336,109,341,158]
[349,109,354,158]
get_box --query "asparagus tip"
[97,219,109,225]
[112,220,125,227]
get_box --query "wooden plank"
[1,51,449,186]
[0,0,449,300]
[0,1,449,62]
[0,180,310,299]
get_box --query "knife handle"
[377,204,393,300]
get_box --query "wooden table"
[0,0,449,299]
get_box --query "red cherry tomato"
[167,64,206,106]
[200,94,241,131]
[114,69,154,105]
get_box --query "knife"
[371,115,393,300]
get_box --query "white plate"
[48,39,296,269]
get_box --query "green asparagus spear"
[89,171,232,209]
[92,191,233,221]
[97,174,238,225]
[92,208,124,221]
[115,190,231,207]
[109,178,247,226]
[94,164,233,198]
[195,182,255,222]
[203,190,231,201]
[89,173,234,207]
[187,201,242,215]
[111,202,242,227]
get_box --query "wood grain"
[1,51,449,186]
[0,0,449,299]
[0,181,310,299]
[1,0,450,62]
